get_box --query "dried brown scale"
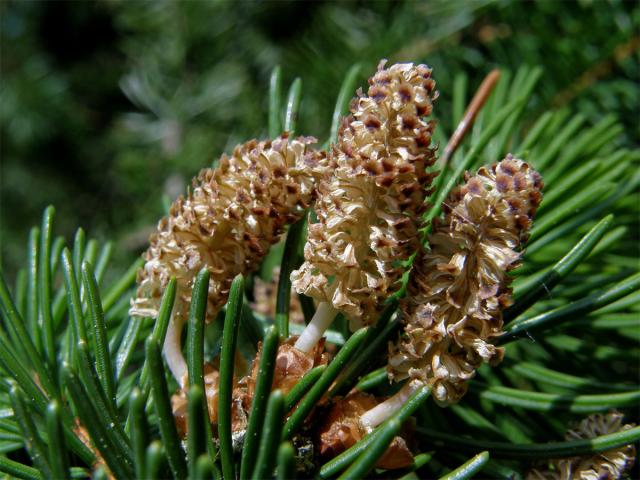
[171,338,327,437]
[74,421,114,479]
[388,156,543,405]
[129,134,327,382]
[171,363,249,438]
[245,336,329,399]
[314,391,414,470]
[527,412,636,480]
[292,61,439,330]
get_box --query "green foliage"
[1,2,639,478]
[2,1,638,280]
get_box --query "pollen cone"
[130,134,327,384]
[131,134,326,326]
[292,61,439,330]
[388,156,543,405]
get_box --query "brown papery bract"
[171,362,249,438]
[315,391,414,470]
[388,156,543,405]
[171,339,328,439]
[245,336,329,400]
[292,61,439,330]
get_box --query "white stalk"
[294,302,338,353]
[360,379,424,431]
[163,315,188,389]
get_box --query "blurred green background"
[1,0,638,280]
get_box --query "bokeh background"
[1,0,638,281]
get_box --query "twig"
[441,69,501,168]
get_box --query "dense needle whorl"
[291,60,439,330]
[388,156,543,405]
[130,134,327,330]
